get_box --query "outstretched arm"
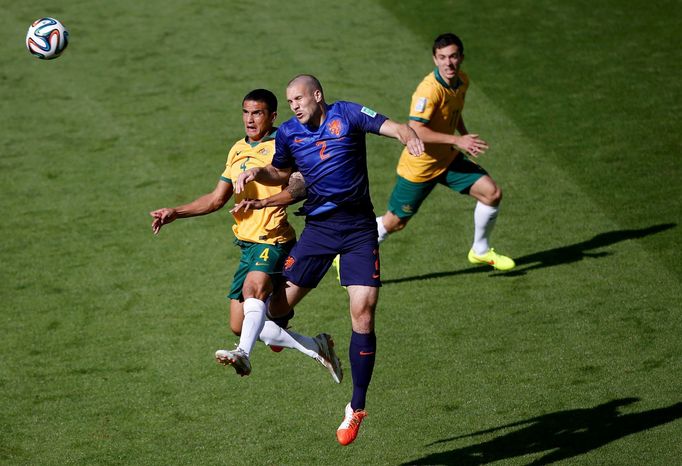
[231,171,306,214]
[234,164,292,193]
[378,119,424,156]
[409,118,489,158]
[150,179,233,234]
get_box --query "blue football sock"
[349,331,376,411]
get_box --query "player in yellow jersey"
[376,33,515,271]
[150,89,342,382]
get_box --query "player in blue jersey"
[235,74,424,446]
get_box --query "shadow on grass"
[403,398,682,465]
[383,223,675,284]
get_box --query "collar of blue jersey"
[299,104,330,132]
[434,67,462,90]
[244,128,278,147]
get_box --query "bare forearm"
[409,119,486,156]
[174,192,227,218]
[230,171,306,214]
[409,120,458,145]
[253,171,305,206]
[150,180,232,234]
[235,165,290,194]
[259,190,296,208]
[379,120,424,156]
[253,165,291,186]
[379,119,411,142]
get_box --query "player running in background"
[149,89,342,384]
[376,33,515,271]
[235,75,423,446]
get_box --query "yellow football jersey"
[396,68,470,182]
[221,132,295,245]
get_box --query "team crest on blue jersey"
[327,119,344,137]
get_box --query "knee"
[489,186,502,206]
[242,284,270,302]
[478,184,502,206]
[471,176,503,206]
[351,306,376,333]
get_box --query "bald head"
[286,74,326,127]
[287,74,324,98]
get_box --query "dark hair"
[432,33,464,56]
[242,89,278,113]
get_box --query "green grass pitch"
[1,0,680,464]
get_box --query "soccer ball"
[26,17,69,60]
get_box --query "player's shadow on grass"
[383,223,675,284]
[402,398,682,465]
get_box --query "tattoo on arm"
[285,171,307,202]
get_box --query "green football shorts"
[227,239,295,301]
[387,154,487,219]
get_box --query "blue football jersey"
[273,101,388,216]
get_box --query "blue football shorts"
[283,208,381,288]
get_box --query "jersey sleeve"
[340,101,388,134]
[408,81,439,124]
[272,124,294,169]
